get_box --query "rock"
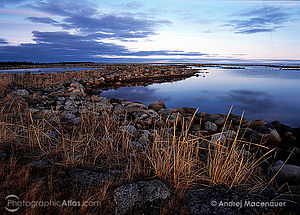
[65,99,75,106]
[28,160,51,169]
[49,116,61,122]
[129,141,142,148]
[187,187,269,215]
[148,101,166,112]
[183,107,197,114]
[213,116,226,126]
[135,109,159,126]
[211,133,226,144]
[16,89,30,97]
[267,129,281,145]
[239,128,254,138]
[120,125,138,136]
[26,108,39,113]
[271,164,300,184]
[244,120,265,129]
[64,113,75,120]
[125,103,146,114]
[205,121,218,133]
[68,117,82,125]
[228,113,247,125]
[67,168,111,187]
[45,131,58,139]
[114,180,171,215]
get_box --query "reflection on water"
[0,67,102,74]
[101,66,300,127]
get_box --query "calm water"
[101,66,300,127]
[0,67,102,74]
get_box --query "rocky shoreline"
[1,65,300,214]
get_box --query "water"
[0,67,102,74]
[101,66,300,127]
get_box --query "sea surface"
[0,67,102,73]
[101,65,300,127]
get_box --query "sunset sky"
[0,0,300,63]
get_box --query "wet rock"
[205,121,218,133]
[148,101,166,112]
[187,187,268,215]
[67,168,112,187]
[114,180,171,215]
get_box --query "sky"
[0,0,300,63]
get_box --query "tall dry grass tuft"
[205,110,274,192]
[145,111,205,192]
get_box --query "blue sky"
[0,0,300,63]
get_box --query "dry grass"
[0,100,275,214]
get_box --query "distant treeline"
[0,61,94,66]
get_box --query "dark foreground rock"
[187,187,271,215]
[114,180,171,215]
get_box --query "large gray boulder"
[272,162,300,184]
[114,180,171,215]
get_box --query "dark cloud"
[25,0,170,39]
[229,6,292,34]
[59,14,169,35]
[224,90,275,113]
[26,17,58,24]
[0,30,207,62]
[0,38,8,44]
[0,31,128,62]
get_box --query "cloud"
[0,30,207,62]
[26,17,58,24]
[25,0,98,17]
[229,6,292,34]
[0,38,8,44]
[125,2,144,10]
[25,0,170,39]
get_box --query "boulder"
[125,103,146,114]
[67,168,111,187]
[271,163,300,184]
[114,180,171,215]
[205,121,218,133]
[120,125,138,136]
[148,101,166,112]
